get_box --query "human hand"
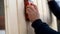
[26,4,40,22]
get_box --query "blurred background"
[55,0,60,7]
[0,0,5,34]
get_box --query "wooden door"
[4,0,58,34]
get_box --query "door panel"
[4,0,58,34]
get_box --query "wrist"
[31,18,40,23]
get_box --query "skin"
[26,4,40,22]
[26,0,54,22]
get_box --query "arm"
[32,19,60,34]
[26,4,60,34]
[48,0,60,19]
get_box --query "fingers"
[26,5,38,13]
[26,4,39,17]
[27,4,38,10]
[31,3,38,10]
[26,8,38,21]
[26,4,39,22]
[26,7,36,17]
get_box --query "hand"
[26,4,40,22]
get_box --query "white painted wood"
[4,0,58,34]
[51,14,57,31]
[4,0,19,34]
[41,0,51,24]
[17,0,27,34]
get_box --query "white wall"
[0,30,5,34]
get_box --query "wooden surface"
[4,0,19,34]
[4,0,58,34]
[0,16,5,29]
[17,0,27,34]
